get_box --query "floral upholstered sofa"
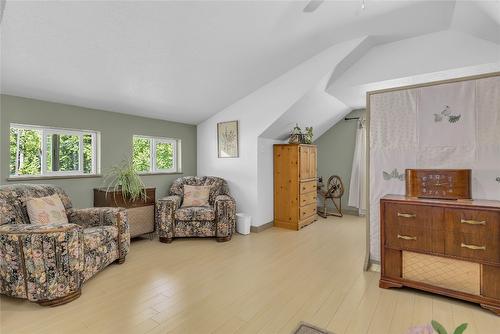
[156,176,236,243]
[0,184,129,306]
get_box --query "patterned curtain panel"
[369,75,500,262]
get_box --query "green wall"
[314,109,365,214]
[0,94,197,208]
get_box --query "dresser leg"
[379,279,403,289]
[480,304,500,316]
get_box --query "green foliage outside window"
[83,134,93,173]
[57,135,79,171]
[9,129,18,175]
[9,128,41,175]
[132,137,175,173]
[156,142,173,170]
[133,137,151,172]
[10,126,96,176]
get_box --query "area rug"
[292,322,334,334]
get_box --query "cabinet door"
[309,146,317,178]
[299,146,316,180]
[274,145,299,223]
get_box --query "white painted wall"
[197,37,367,226]
[257,137,284,226]
[329,30,500,108]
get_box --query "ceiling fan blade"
[303,0,324,13]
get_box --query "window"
[9,124,99,177]
[132,135,180,173]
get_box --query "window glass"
[156,141,174,170]
[83,134,93,174]
[9,128,42,176]
[133,135,179,173]
[9,124,99,177]
[133,136,151,172]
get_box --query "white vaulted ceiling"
[1,0,459,124]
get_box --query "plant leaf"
[431,320,448,334]
[453,323,468,334]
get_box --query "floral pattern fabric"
[0,184,72,226]
[156,195,181,239]
[67,207,130,259]
[175,206,215,221]
[169,176,229,206]
[214,195,236,238]
[0,184,129,304]
[83,226,118,252]
[181,185,211,207]
[156,177,236,241]
[26,194,69,225]
[0,222,83,301]
[174,221,216,237]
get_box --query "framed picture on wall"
[217,120,239,158]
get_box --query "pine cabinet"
[274,144,317,230]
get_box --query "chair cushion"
[182,185,210,207]
[26,194,69,225]
[83,226,118,251]
[175,206,215,221]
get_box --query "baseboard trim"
[250,221,274,233]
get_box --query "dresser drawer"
[385,223,444,253]
[385,203,444,230]
[299,203,316,220]
[444,209,500,263]
[300,191,317,207]
[300,180,317,194]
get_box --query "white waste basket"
[236,213,251,235]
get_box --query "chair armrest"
[0,223,84,302]
[214,195,236,238]
[67,207,130,260]
[156,195,181,239]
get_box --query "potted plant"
[94,159,156,238]
[103,159,147,203]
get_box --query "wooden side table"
[93,188,156,238]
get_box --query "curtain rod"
[344,117,360,120]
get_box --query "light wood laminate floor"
[1,215,499,334]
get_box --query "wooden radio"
[405,169,471,200]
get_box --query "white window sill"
[7,174,102,181]
[138,172,184,176]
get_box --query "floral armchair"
[156,176,236,243]
[0,184,129,306]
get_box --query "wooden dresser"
[274,144,317,230]
[94,188,156,238]
[380,195,500,315]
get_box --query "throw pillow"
[27,194,69,225]
[182,185,210,207]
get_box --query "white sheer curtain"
[348,119,367,215]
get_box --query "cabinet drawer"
[300,192,317,207]
[444,209,500,263]
[385,203,444,230]
[299,203,316,220]
[386,224,444,253]
[300,180,317,194]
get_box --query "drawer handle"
[398,213,416,218]
[397,234,417,241]
[460,219,486,225]
[461,243,486,251]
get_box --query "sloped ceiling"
[262,1,499,141]
[1,0,456,124]
[328,30,500,109]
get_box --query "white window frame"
[10,123,100,178]
[133,135,181,174]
